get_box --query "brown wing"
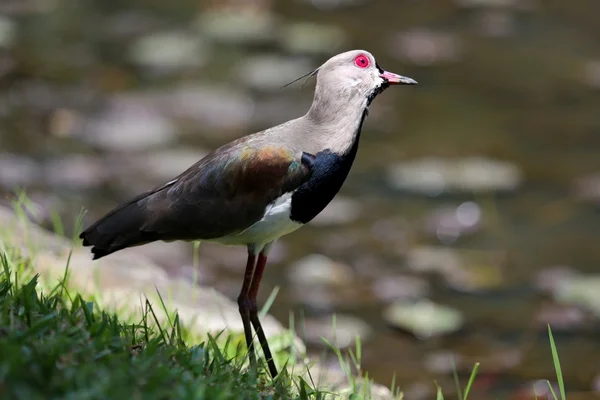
[80,144,313,259]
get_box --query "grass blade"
[451,357,463,400]
[463,362,479,400]
[548,325,566,400]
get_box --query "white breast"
[208,192,302,247]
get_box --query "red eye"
[354,54,370,68]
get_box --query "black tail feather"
[79,196,157,260]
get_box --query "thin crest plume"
[281,68,319,89]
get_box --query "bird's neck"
[305,84,369,155]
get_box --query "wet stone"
[279,22,346,55]
[0,153,39,188]
[383,300,464,339]
[474,9,516,38]
[251,96,313,128]
[300,0,367,10]
[444,261,506,294]
[405,245,462,276]
[236,54,314,91]
[81,101,176,151]
[0,16,16,48]
[45,155,108,189]
[534,265,580,294]
[584,61,600,90]
[534,302,587,331]
[389,29,462,66]
[372,275,430,302]
[195,9,278,45]
[424,350,462,374]
[572,172,600,204]
[129,149,209,182]
[552,275,600,317]
[311,196,361,226]
[122,86,255,132]
[424,201,483,244]
[301,314,372,348]
[455,0,537,10]
[129,31,210,72]
[288,253,355,286]
[386,156,522,196]
[102,12,162,39]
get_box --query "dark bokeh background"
[1,0,600,398]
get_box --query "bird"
[80,49,417,379]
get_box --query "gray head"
[306,50,416,124]
[315,50,416,105]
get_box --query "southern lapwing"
[80,50,417,378]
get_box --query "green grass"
[0,255,305,399]
[0,244,401,400]
[0,195,570,400]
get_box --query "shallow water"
[1,0,600,397]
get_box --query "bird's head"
[315,50,417,106]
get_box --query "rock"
[288,253,355,286]
[552,275,600,317]
[311,196,362,226]
[424,350,462,374]
[279,22,346,55]
[405,245,462,276]
[0,204,304,355]
[406,246,506,293]
[236,54,314,91]
[102,12,162,39]
[444,261,506,294]
[112,86,254,132]
[474,9,516,38]
[389,29,462,66]
[386,157,522,195]
[509,380,561,400]
[0,153,39,188]
[455,0,536,10]
[0,16,16,48]
[251,95,313,128]
[299,0,367,11]
[132,241,195,272]
[81,100,176,151]
[534,265,580,294]
[45,155,108,189]
[195,9,278,45]
[129,148,210,182]
[584,61,600,90]
[128,31,210,71]
[572,172,600,204]
[383,300,464,339]
[370,217,410,249]
[166,85,255,131]
[48,108,83,138]
[293,360,397,400]
[424,201,482,244]
[0,53,14,78]
[372,275,430,302]
[301,314,372,348]
[534,302,587,331]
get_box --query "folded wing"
[80,144,313,259]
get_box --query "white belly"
[208,192,302,247]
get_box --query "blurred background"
[1,0,600,398]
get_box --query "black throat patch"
[289,110,368,224]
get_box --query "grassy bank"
[0,198,568,400]
[0,255,297,399]
[0,241,405,400]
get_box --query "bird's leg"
[247,248,278,378]
[237,250,257,368]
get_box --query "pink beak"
[380,70,417,85]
